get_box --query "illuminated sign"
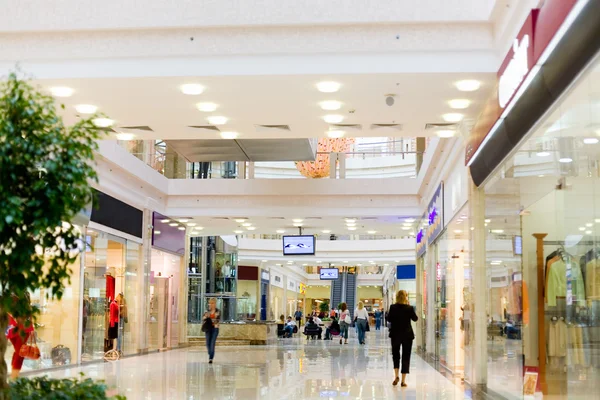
[498,35,531,108]
[427,184,444,245]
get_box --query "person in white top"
[354,301,369,345]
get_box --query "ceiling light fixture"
[197,102,218,112]
[235,219,246,223]
[347,227,357,231]
[187,222,197,227]
[436,130,456,138]
[586,230,593,235]
[345,218,356,223]
[92,118,114,128]
[322,230,331,233]
[234,230,243,234]
[180,84,204,95]
[367,230,377,234]
[484,219,491,223]
[194,227,204,231]
[401,227,410,230]
[178,219,189,223]
[323,115,344,124]
[75,104,98,114]
[536,151,550,157]
[292,219,303,223]
[178,227,185,231]
[160,219,170,223]
[448,99,471,109]
[327,130,345,138]
[405,218,415,223]
[442,113,464,123]
[454,230,463,233]
[208,116,228,125]
[262,260,267,263]
[293,223,303,227]
[584,138,599,144]
[154,231,161,235]
[242,223,252,227]
[455,80,481,92]
[115,133,136,141]
[586,223,593,227]
[50,86,74,97]
[559,157,573,163]
[276,229,285,233]
[169,223,178,227]
[220,131,238,139]
[320,100,342,111]
[579,227,586,231]
[491,229,504,234]
[247,227,257,231]
[316,81,341,93]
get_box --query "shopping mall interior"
[1,0,600,399]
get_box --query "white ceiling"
[36,73,494,142]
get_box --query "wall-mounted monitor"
[513,235,522,256]
[320,268,339,280]
[283,235,316,256]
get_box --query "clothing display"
[106,275,115,301]
[547,318,567,357]
[585,258,600,300]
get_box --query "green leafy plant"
[319,300,330,314]
[8,375,125,399]
[0,72,101,394]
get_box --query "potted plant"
[8,375,125,399]
[0,72,113,398]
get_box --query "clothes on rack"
[547,259,567,307]
[548,318,567,357]
[106,275,115,301]
[585,258,600,300]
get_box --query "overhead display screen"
[320,268,339,280]
[283,235,316,255]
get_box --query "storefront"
[304,285,331,317]
[270,272,284,320]
[286,278,298,317]
[237,266,259,320]
[260,270,270,320]
[466,1,600,397]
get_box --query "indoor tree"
[0,72,100,395]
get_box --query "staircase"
[330,276,343,311]
[345,273,357,319]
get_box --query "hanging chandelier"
[295,138,355,178]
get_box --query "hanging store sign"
[299,283,307,295]
[288,279,296,291]
[271,273,284,288]
[427,183,444,245]
[416,211,428,258]
[498,35,532,108]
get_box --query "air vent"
[424,123,458,130]
[189,125,221,132]
[255,125,291,133]
[329,124,362,131]
[121,125,154,132]
[211,217,230,220]
[267,217,286,220]
[370,124,402,131]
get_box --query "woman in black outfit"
[387,290,418,387]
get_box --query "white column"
[137,208,153,353]
[329,153,337,179]
[247,162,255,179]
[338,152,346,179]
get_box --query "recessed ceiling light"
[595,219,600,223]
[178,227,185,231]
[194,227,204,231]
[234,230,243,234]
[401,227,410,230]
[154,231,161,235]
[276,229,285,233]
[180,84,204,95]
[287,261,294,264]
[160,219,170,223]
[322,230,331,233]
[327,130,345,138]
[442,113,464,123]
[536,151,550,157]
[320,100,342,111]
[484,219,491,223]
[92,118,114,128]
[302,263,308,266]
[357,263,362,266]
[369,261,375,264]
[208,116,228,125]
[247,227,257,231]
[579,227,586,231]
[559,157,573,163]
[345,218,356,223]
[586,223,593,227]
[317,260,322,263]
[262,260,267,263]
[75,104,97,114]
[178,219,189,223]
[187,222,197,227]
[455,80,481,92]
[323,115,344,124]
[242,223,252,227]
[539,175,545,178]
[491,229,504,233]
[454,230,463,233]
[343,260,349,263]
[470,227,475,231]
[50,86,74,97]
[115,133,136,141]
[235,219,246,223]
[491,261,502,265]
[367,230,377,234]
[220,131,238,139]
[448,99,471,109]
[436,130,456,138]
[584,138,599,144]
[347,226,357,230]
[293,223,303,227]
[196,102,218,112]
[586,230,593,235]
[316,81,341,93]
[292,219,303,223]
[405,218,415,223]
[169,223,178,227]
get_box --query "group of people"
[202,289,418,388]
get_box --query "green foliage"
[0,72,100,319]
[6,375,126,399]
[319,300,330,313]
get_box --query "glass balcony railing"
[116,137,426,180]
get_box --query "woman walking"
[354,301,369,345]
[203,298,220,364]
[338,303,350,344]
[388,290,418,387]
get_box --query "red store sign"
[465,0,580,165]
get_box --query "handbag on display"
[19,334,41,360]
[51,345,72,365]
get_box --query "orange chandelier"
[295,138,354,178]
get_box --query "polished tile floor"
[29,330,474,399]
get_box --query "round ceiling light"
[92,118,114,128]
[247,227,257,231]
[436,130,456,138]
[235,219,246,223]
[448,99,471,109]
[50,86,74,97]
[169,223,178,227]
[454,80,481,92]
[442,113,464,123]
[345,218,356,223]
[327,130,345,138]
[323,115,344,124]
[276,229,285,233]
[234,230,243,234]
[584,138,599,144]
[293,223,303,227]
[178,227,185,231]
[536,151,550,157]
[316,81,341,93]
[320,100,342,111]
[197,102,218,112]
[75,104,98,114]
[208,116,228,125]
[115,133,135,141]
[347,226,357,230]
[180,84,204,95]
[220,131,238,139]
[292,219,303,223]
[242,223,252,227]
[559,157,573,163]
[322,230,331,233]
[367,230,377,234]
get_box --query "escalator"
[345,272,358,319]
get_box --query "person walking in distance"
[388,290,418,387]
[203,298,220,364]
[338,303,351,344]
[354,301,369,345]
